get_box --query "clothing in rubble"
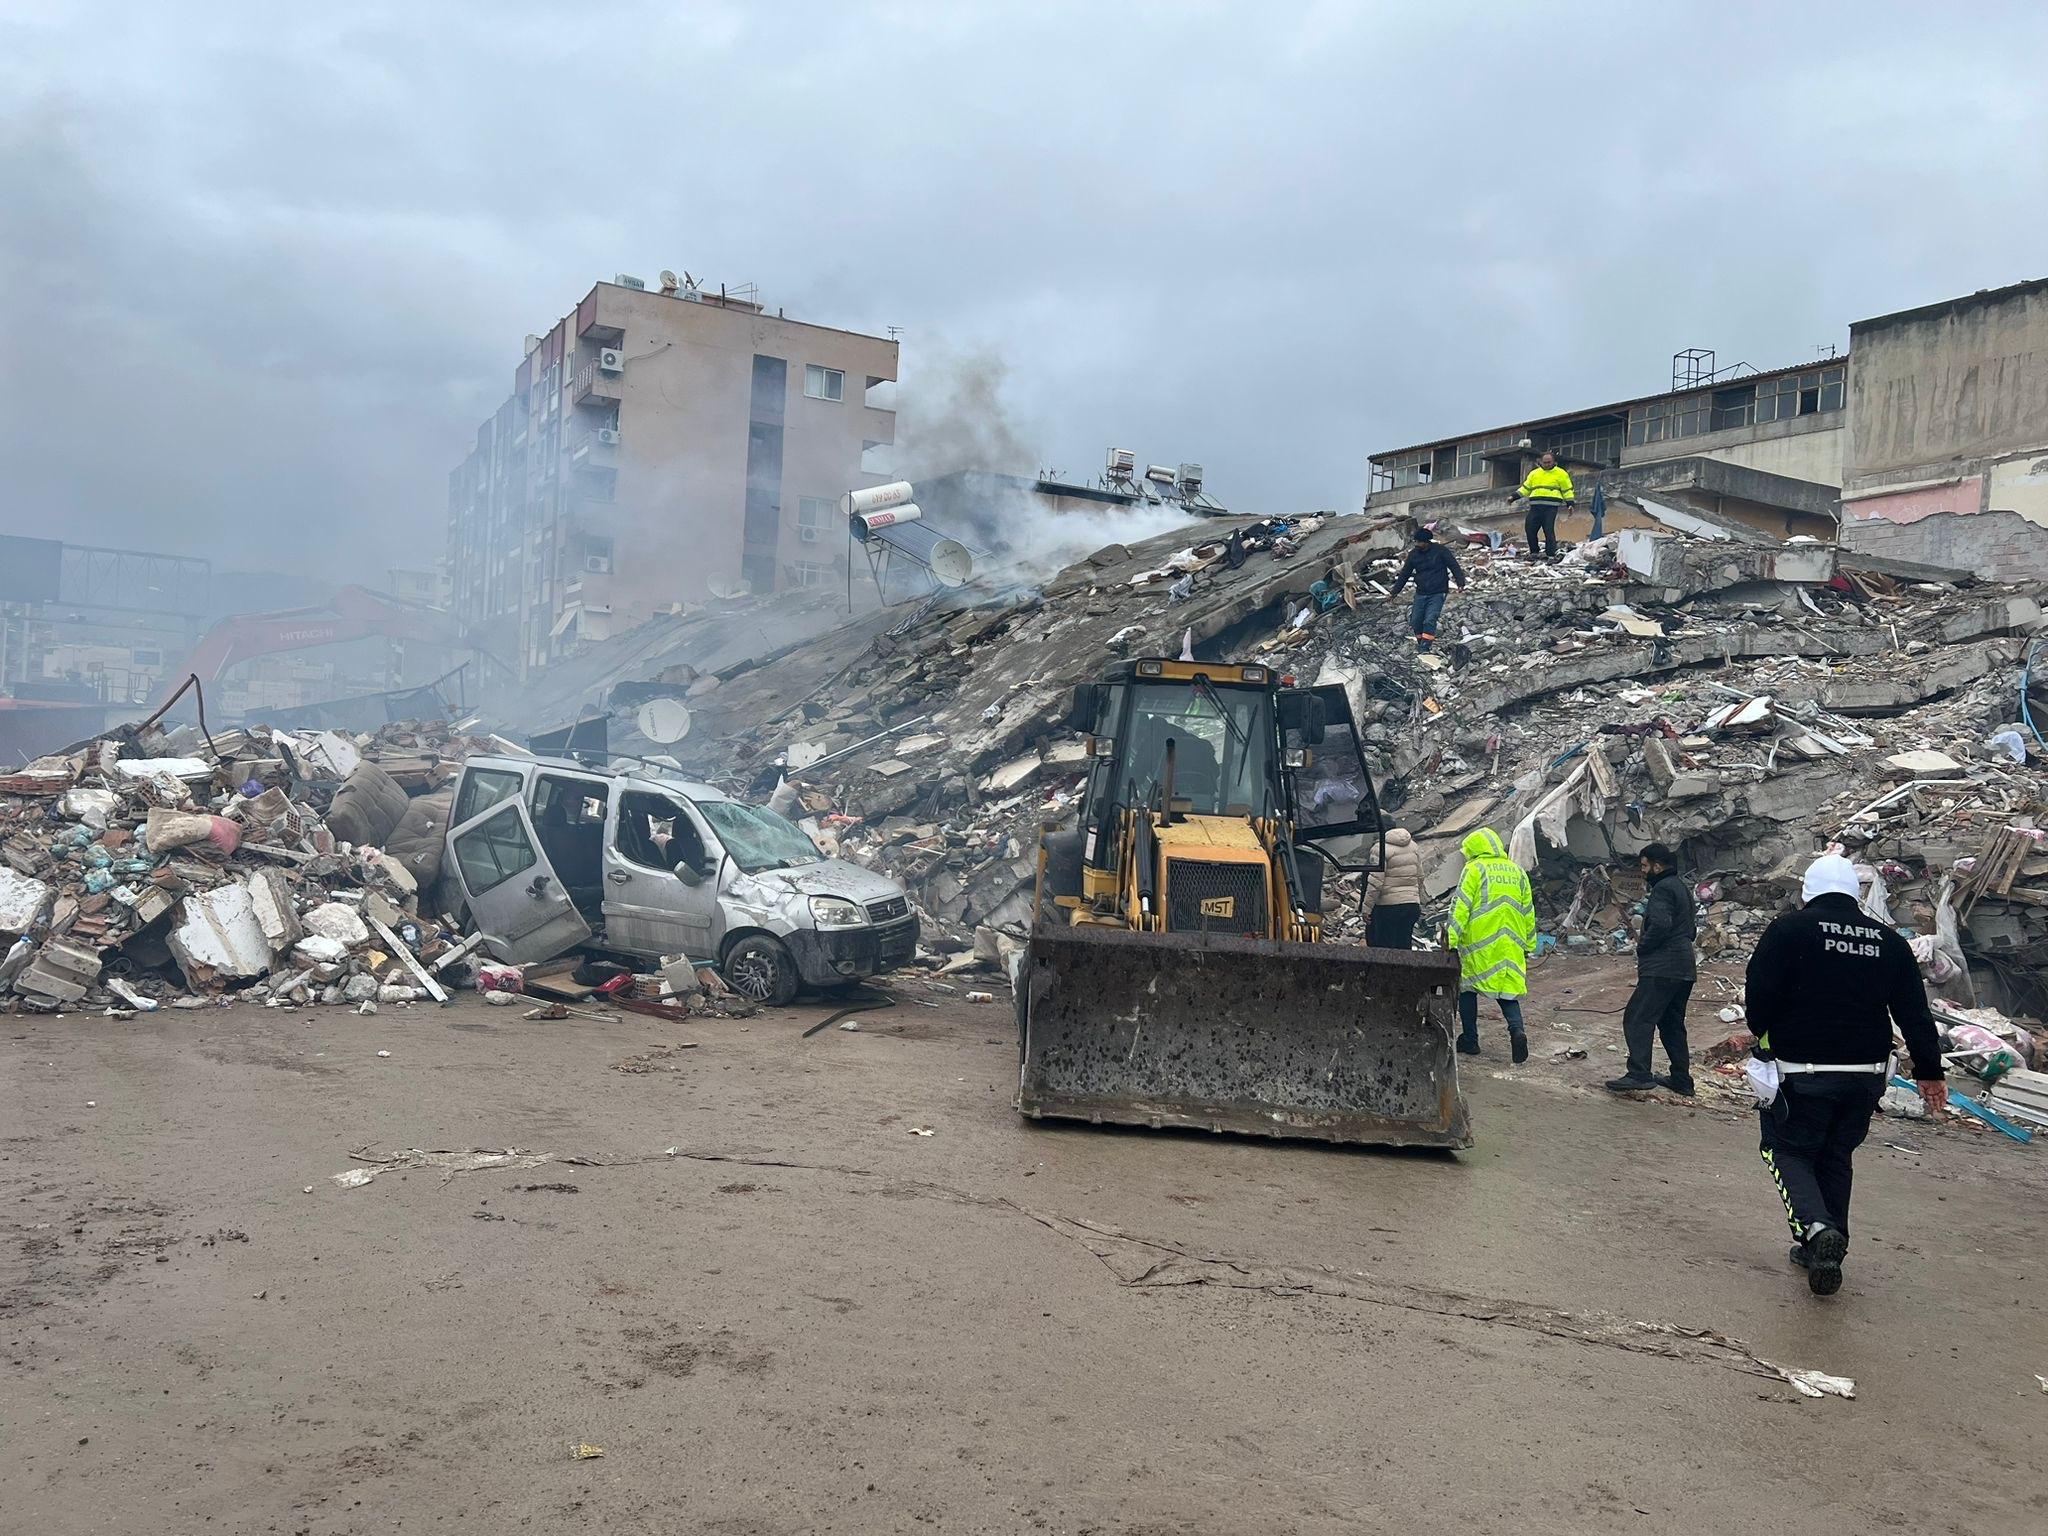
[1446,827,1534,1059]
[1744,854,1944,1294]
[1388,532,1465,653]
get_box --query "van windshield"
[695,799,824,873]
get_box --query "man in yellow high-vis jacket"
[1515,451,1574,559]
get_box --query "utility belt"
[1774,1056,1893,1076]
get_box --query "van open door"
[448,796,592,964]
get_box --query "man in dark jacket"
[1386,527,1466,653]
[1606,843,1697,1095]
[1746,853,1946,1296]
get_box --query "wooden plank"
[367,915,450,1004]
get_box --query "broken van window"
[695,800,823,874]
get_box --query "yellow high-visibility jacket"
[1518,464,1576,503]
[1446,828,1536,997]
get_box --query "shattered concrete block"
[983,755,1043,795]
[1664,774,1720,801]
[1884,749,1964,777]
[1643,736,1677,790]
[244,868,304,954]
[0,868,53,937]
[293,934,350,967]
[303,902,371,948]
[169,884,273,986]
[13,939,102,1005]
[343,974,380,1003]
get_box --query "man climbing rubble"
[1385,526,1466,653]
[1745,853,1948,1297]
[1446,828,1535,1063]
[1606,843,1697,1096]
[1514,450,1574,559]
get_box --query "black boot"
[1804,1225,1848,1297]
[1456,1034,1480,1056]
[1605,1073,1658,1093]
[1661,1073,1696,1097]
[1511,1032,1529,1065]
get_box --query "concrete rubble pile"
[0,719,506,1015]
[606,511,2048,1055]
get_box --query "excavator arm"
[152,586,468,710]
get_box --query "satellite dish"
[929,538,974,587]
[660,269,679,287]
[636,697,693,745]
[706,575,752,600]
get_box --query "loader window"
[1115,682,1273,818]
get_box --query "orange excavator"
[148,586,472,714]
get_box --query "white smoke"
[990,497,1199,582]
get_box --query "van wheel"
[723,936,801,1007]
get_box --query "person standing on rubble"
[1446,828,1535,1063]
[1363,826,1424,949]
[1515,451,1575,559]
[1606,843,1697,1095]
[1744,853,1947,1297]
[1386,527,1466,653]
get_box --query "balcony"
[569,429,620,471]
[573,358,622,406]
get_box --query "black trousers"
[1758,1073,1885,1241]
[1523,502,1560,557]
[1621,975,1693,1081]
[1369,903,1420,949]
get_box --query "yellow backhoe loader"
[1015,658,1470,1148]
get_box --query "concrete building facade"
[448,277,898,674]
[1364,354,1848,545]
[1841,277,2048,528]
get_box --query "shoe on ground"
[1511,1033,1529,1065]
[1788,1243,1810,1270]
[1661,1074,1696,1097]
[1456,1037,1480,1056]
[1605,1073,1658,1093]
[1804,1225,1848,1296]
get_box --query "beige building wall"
[536,282,897,656]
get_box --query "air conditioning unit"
[798,525,820,543]
[598,348,624,373]
[585,555,612,574]
[597,427,621,445]
[615,273,647,290]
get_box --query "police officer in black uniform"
[1744,853,1948,1296]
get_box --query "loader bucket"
[1016,925,1471,1149]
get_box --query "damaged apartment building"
[446,272,900,678]
[1366,276,2048,568]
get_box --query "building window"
[797,496,833,543]
[1541,423,1626,464]
[793,560,832,587]
[1711,385,1756,432]
[1756,365,1846,424]
[1626,395,1705,448]
[1378,448,1434,490]
[1456,433,1514,479]
[805,365,844,402]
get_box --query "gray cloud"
[3,0,2045,581]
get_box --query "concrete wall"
[1847,278,2048,485]
[579,285,897,615]
[1839,508,2048,582]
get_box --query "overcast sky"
[4,0,2045,582]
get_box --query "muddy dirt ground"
[5,955,2046,1535]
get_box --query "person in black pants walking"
[1606,843,1696,1095]
[1385,527,1465,653]
[1745,853,1947,1296]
